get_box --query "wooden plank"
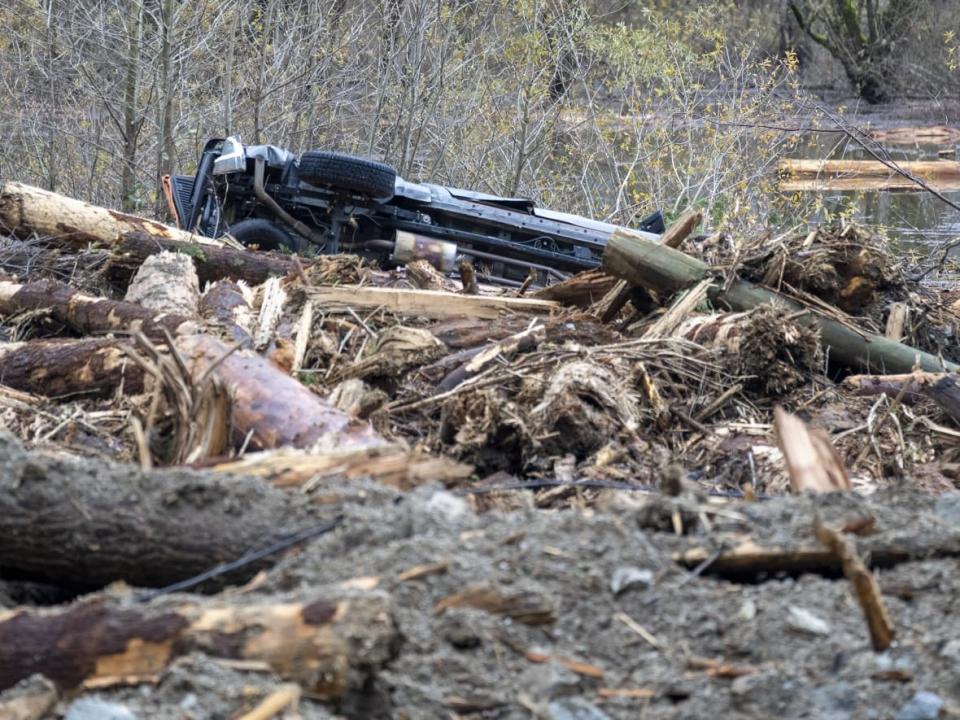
[307,285,558,319]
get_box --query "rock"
[940,639,960,664]
[737,598,757,621]
[547,697,613,720]
[65,697,138,720]
[787,606,831,636]
[934,493,960,526]
[894,691,944,720]
[440,608,483,649]
[424,490,471,524]
[811,681,858,720]
[610,566,654,595]
[521,661,583,701]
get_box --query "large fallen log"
[0,338,141,398]
[0,432,325,588]
[177,334,383,450]
[110,231,297,286]
[0,181,229,250]
[0,589,397,696]
[601,228,959,374]
[0,279,196,338]
[844,370,960,423]
[0,335,383,449]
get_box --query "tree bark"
[0,279,196,338]
[0,338,142,398]
[844,371,960,423]
[0,432,324,589]
[0,334,384,449]
[109,231,296,287]
[0,182,227,250]
[199,281,254,345]
[0,589,397,696]
[177,334,384,451]
[600,228,959,374]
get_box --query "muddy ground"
[5,447,957,720]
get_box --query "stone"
[787,606,831,636]
[424,490,471,524]
[609,566,654,595]
[737,598,757,621]
[934,493,960,526]
[65,698,138,720]
[547,697,613,720]
[895,691,944,720]
[811,681,858,720]
[521,660,583,701]
[440,608,483,649]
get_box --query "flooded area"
[793,127,960,255]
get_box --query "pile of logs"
[0,180,957,714]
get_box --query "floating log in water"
[778,159,960,192]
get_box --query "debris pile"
[0,182,958,718]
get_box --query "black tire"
[227,218,306,253]
[298,151,396,198]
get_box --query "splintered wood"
[774,407,851,493]
[815,522,895,651]
[0,592,397,696]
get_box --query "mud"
[31,478,959,720]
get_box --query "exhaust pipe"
[391,231,458,273]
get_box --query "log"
[110,231,296,286]
[124,251,200,316]
[199,280,254,345]
[779,159,960,179]
[176,334,383,450]
[406,259,460,293]
[844,371,960,423]
[0,432,324,589]
[0,589,397,696]
[307,285,558,320]
[0,334,383,449]
[0,181,229,250]
[531,268,619,307]
[208,445,473,490]
[0,338,142,398]
[600,228,959,374]
[0,279,196,338]
[885,302,909,342]
[778,159,960,192]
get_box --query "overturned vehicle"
[168,137,664,286]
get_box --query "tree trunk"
[0,335,384,450]
[110,231,294,286]
[177,333,384,450]
[0,279,196,338]
[0,589,397,695]
[120,0,144,211]
[0,182,227,250]
[600,229,959,375]
[0,432,324,589]
[0,339,142,398]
